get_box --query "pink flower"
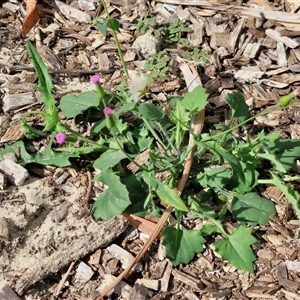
[56,133,66,145]
[103,107,113,115]
[279,87,300,107]
[90,75,101,84]
[294,87,300,96]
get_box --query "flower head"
[294,87,300,96]
[103,107,113,115]
[90,75,101,84]
[55,133,66,145]
[128,73,148,102]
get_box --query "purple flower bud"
[90,75,101,84]
[103,107,113,115]
[56,133,66,145]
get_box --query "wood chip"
[0,284,21,300]
[75,262,94,281]
[0,159,29,186]
[2,92,36,113]
[265,29,300,49]
[136,278,160,291]
[160,260,172,292]
[172,269,202,290]
[286,260,300,272]
[106,244,142,271]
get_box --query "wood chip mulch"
[1,0,300,299]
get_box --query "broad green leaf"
[197,166,231,189]
[162,226,205,266]
[200,140,245,182]
[181,85,208,113]
[138,103,164,121]
[107,18,121,32]
[200,223,222,235]
[26,41,59,131]
[143,173,188,211]
[122,176,154,217]
[170,101,190,127]
[214,226,256,273]
[95,19,109,36]
[230,161,259,194]
[257,152,286,173]
[226,92,249,123]
[266,139,300,172]
[93,150,127,169]
[0,140,77,167]
[95,18,120,36]
[115,102,137,116]
[271,173,300,223]
[138,137,153,151]
[60,91,100,119]
[92,169,131,220]
[231,193,276,225]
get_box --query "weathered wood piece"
[2,92,36,113]
[265,29,300,48]
[106,244,142,271]
[154,0,300,24]
[75,261,94,281]
[0,159,29,186]
[0,285,21,300]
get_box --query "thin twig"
[0,65,115,75]
[53,260,76,297]
[83,171,93,207]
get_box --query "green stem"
[111,131,149,172]
[258,175,300,184]
[155,121,179,157]
[101,0,129,78]
[58,123,115,151]
[142,117,168,150]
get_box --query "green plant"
[154,17,191,47]
[144,51,170,82]
[135,12,157,35]
[182,48,210,63]
[3,7,300,282]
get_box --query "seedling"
[144,51,170,82]
[182,48,210,63]
[135,12,157,35]
[154,17,191,47]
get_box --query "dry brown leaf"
[21,0,40,37]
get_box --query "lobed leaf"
[231,192,276,225]
[226,92,249,124]
[93,150,127,169]
[59,91,100,119]
[181,85,208,113]
[214,225,256,273]
[162,226,205,266]
[26,41,58,131]
[92,169,131,220]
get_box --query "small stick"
[53,260,76,297]
[0,65,115,75]
[83,171,93,207]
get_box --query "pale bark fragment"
[2,92,36,113]
[228,18,245,53]
[265,28,299,48]
[0,159,29,186]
